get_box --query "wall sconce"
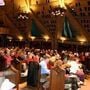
[43,35,49,41]
[18,36,23,41]
[30,36,36,41]
[78,38,86,44]
[60,36,66,43]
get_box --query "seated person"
[76,64,85,83]
[39,55,50,84]
[39,55,50,75]
[0,55,17,90]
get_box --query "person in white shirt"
[67,54,80,74]
[39,55,50,75]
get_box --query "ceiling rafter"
[30,8,52,38]
[65,5,89,41]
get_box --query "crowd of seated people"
[0,48,19,90]
[0,47,90,89]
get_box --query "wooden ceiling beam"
[30,8,52,38]
[65,5,89,42]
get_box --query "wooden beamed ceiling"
[0,0,90,42]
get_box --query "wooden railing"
[12,59,65,90]
[50,67,65,90]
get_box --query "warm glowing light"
[30,0,36,5]
[60,37,66,40]
[60,37,66,43]
[78,38,86,45]
[80,41,85,45]
[59,0,67,9]
[18,36,23,41]
[64,0,75,5]
[25,0,30,10]
[25,9,30,13]
[59,0,64,8]
[59,0,75,9]
[51,0,67,16]
[30,6,38,12]
[43,35,49,41]
[16,0,30,13]
[78,38,86,42]
[30,36,36,41]
[21,6,30,13]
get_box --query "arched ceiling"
[0,0,90,43]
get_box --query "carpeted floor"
[19,75,90,90]
[80,75,90,90]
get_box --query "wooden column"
[51,37,58,50]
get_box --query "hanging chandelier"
[51,6,66,16]
[50,0,66,16]
[17,13,29,20]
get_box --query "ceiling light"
[43,35,49,41]
[60,36,66,43]
[30,36,36,41]
[51,7,66,16]
[18,36,23,41]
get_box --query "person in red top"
[24,52,40,64]
[24,52,34,63]
[4,49,13,67]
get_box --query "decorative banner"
[0,0,5,6]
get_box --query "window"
[83,12,86,16]
[88,12,90,16]
[84,7,87,11]
[80,20,83,23]
[83,19,86,23]
[76,3,78,7]
[0,21,4,27]
[88,7,90,11]
[84,24,86,27]
[75,2,80,7]
[78,2,80,6]
[88,1,90,5]
[87,20,89,23]
[87,24,89,28]
[79,8,82,12]
[80,13,83,16]
[87,29,90,32]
